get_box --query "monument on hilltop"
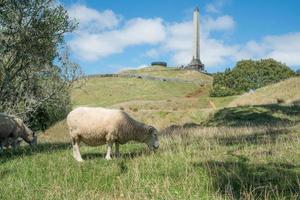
[185,7,205,71]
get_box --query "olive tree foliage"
[0,0,82,130]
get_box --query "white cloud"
[205,0,230,14]
[205,4,219,14]
[203,15,235,32]
[235,33,300,66]
[69,12,166,61]
[118,18,166,45]
[68,5,120,32]
[145,49,160,58]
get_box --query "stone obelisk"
[187,7,204,71]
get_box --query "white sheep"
[0,113,37,150]
[67,107,159,161]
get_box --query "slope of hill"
[120,65,213,83]
[70,68,220,129]
[229,76,300,107]
[71,76,199,107]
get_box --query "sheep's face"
[25,126,37,146]
[146,126,159,150]
[30,132,37,146]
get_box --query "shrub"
[210,85,237,97]
[210,59,295,97]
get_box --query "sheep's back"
[67,107,125,144]
[0,113,17,139]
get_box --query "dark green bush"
[210,59,295,97]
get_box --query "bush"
[0,0,82,130]
[210,59,295,97]
[210,85,237,97]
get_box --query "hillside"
[120,65,213,83]
[71,68,221,128]
[1,66,299,200]
[229,76,300,107]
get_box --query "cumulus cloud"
[203,15,235,32]
[235,33,300,66]
[68,5,120,32]
[205,0,230,14]
[69,9,166,61]
[145,49,160,58]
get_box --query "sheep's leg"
[72,138,83,162]
[115,142,120,158]
[11,138,18,149]
[105,142,113,160]
[2,138,9,149]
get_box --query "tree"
[210,59,295,97]
[0,0,82,130]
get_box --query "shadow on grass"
[204,104,300,127]
[82,150,149,160]
[0,142,71,163]
[215,128,290,146]
[161,122,202,138]
[193,157,300,199]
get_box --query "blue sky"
[62,0,300,74]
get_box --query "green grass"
[1,122,299,199]
[71,77,199,107]
[229,76,300,107]
[204,104,300,127]
[120,65,213,82]
[210,95,238,108]
[1,67,300,199]
[72,76,217,129]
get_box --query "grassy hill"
[1,67,299,200]
[71,76,199,107]
[71,68,223,128]
[229,76,300,107]
[120,65,213,82]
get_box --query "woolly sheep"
[67,107,159,161]
[0,113,37,150]
[1,137,22,149]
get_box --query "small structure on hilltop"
[185,7,205,71]
[151,61,167,67]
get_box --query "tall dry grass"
[229,77,300,107]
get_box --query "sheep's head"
[24,125,37,146]
[30,131,37,146]
[145,126,159,150]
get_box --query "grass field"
[120,65,213,82]
[71,72,223,129]
[229,76,300,107]
[1,68,299,200]
[71,77,199,107]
